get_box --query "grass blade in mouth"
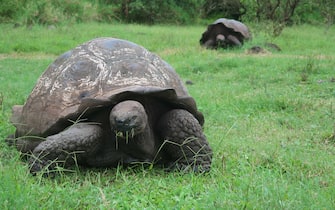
[115,128,135,144]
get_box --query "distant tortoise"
[200,18,251,49]
[8,37,212,174]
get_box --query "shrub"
[106,0,202,24]
[201,0,246,20]
[4,0,85,25]
[241,0,301,36]
[0,0,332,25]
[0,0,24,22]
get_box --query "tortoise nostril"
[115,118,132,127]
[115,119,125,125]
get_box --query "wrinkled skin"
[9,98,212,174]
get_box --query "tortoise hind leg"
[157,109,212,173]
[29,123,103,174]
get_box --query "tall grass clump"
[1,0,90,25]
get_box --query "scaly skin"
[157,109,212,172]
[29,123,103,173]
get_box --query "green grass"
[1,22,335,209]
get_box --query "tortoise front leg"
[157,109,212,173]
[227,35,242,46]
[29,123,103,174]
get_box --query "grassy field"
[0,22,335,209]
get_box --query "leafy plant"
[300,59,315,82]
[0,0,24,22]
[0,0,334,26]
[110,0,201,24]
[201,0,246,20]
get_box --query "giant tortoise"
[8,37,212,174]
[200,18,251,49]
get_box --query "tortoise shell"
[212,18,251,39]
[11,38,204,137]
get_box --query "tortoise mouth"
[114,123,136,133]
[112,117,143,133]
[112,121,143,139]
[114,129,135,139]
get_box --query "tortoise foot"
[158,109,212,173]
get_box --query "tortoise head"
[109,100,148,138]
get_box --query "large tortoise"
[200,18,251,49]
[8,37,212,174]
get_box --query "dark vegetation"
[0,0,334,29]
